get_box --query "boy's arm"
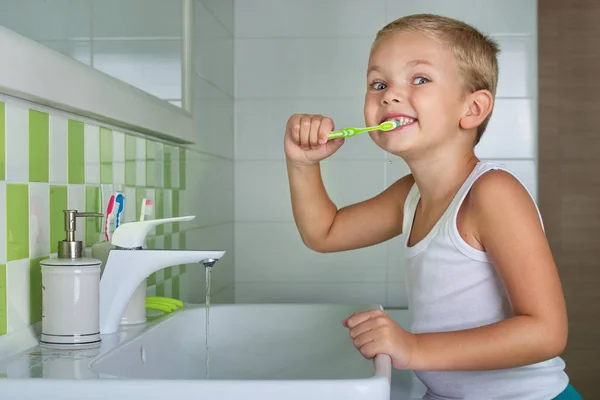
[409,170,568,370]
[287,160,414,253]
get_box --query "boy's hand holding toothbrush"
[284,114,344,165]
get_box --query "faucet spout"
[99,249,225,334]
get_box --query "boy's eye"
[371,81,387,90]
[413,76,430,85]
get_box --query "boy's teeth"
[386,117,414,126]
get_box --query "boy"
[284,14,581,400]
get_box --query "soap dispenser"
[40,210,103,348]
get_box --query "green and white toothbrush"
[328,120,401,139]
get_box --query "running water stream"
[205,266,212,378]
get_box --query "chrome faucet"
[98,216,225,334]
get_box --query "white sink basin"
[0,303,392,400]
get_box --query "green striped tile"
[179,148,186,190]
[100,127,112,184]
[29,257,44,324]
[172,275,180,299]
[29,110,49,183]
[155,189,164,234]
[85,186,100,247]
[146,141,156,187]
[49,186,67,252]
[6,184,29,261]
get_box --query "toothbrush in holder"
[328,120,401,139]
[114,193,125,228]
[139,198,154,221]
[104,195,116,242]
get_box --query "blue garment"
[553,384,583,399]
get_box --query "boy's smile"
[364,31,468,158]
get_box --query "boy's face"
[364,31,469,158]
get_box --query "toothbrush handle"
[328,127,370,139]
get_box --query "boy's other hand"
[343,310,418,370]
[284,113,344,166]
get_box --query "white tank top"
[402,161,569,400]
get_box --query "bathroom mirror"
[0,0,194,143]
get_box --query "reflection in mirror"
[0,0,183,108]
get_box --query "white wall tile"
[476,99,535,159]
[180,154,233,228]
[235,38,372,99]
[29,183,50,258]
[235,222,387,283]
[235,0,385,38]
[192,77,234,158]
[0,183,6,264]
[40,41,91,66]
[386,282,409,308]
[92,0,182,39]
[93,40,182,100]
[211,285,234,303]
[495,36,534,98]
[235,99,385,161]
[5,103,28,183]
[136,137,146,187]
[146,285,156,297]
[196,1,231,39]
[234,161,291,221]
[196,37,233,97]
[385,0,536,35]
[112,131,124,163]
[68,185,86,246]
[235,160,384,222]
[49,115,68,184]
[6,259,31,333]
[163,278,172,298]
[234,282,387,305]
[84,124,100,184]
[320,160,386,207]
[112,162,125,186]
[171,233,179,251]
[200,0,234,35]
[0,0,91,41]
[124,186,137,226]
[183,224,234,304]
[155,268,164,284]
[163,190,172,234]
[111,131,125,186]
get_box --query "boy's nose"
[381,87,405,105]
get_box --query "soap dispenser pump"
[40,210,103,348]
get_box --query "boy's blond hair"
[373,14,500,145]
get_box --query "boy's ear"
[459,90,494,130]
